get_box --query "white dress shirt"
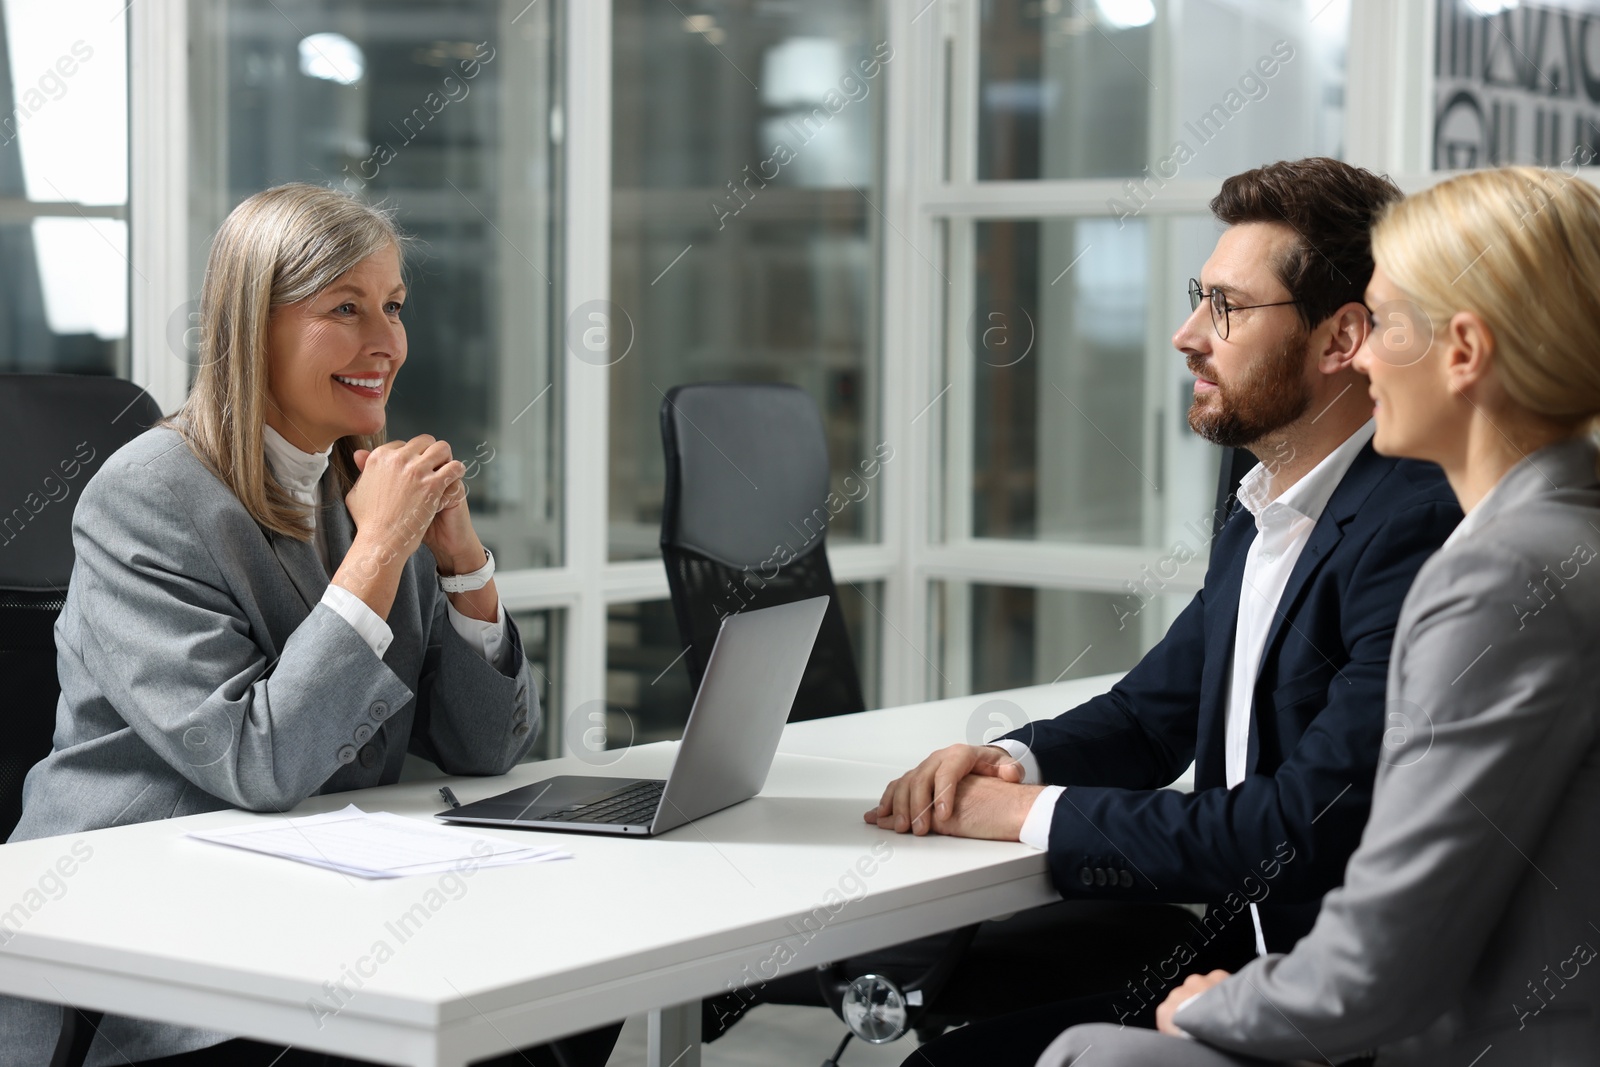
[997,421,1376,958]
[262,425,508,666]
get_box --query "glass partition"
[0,0,129,375]
[931,579,1186,697]
[977,0,1348,181]
[955,214,1226,550]
[186,0,562,569]
[608,0,886,561]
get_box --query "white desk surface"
[0,676,1127,1067]
[778,673,1124,768]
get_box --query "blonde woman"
[0,185,567,1065]
[1036,167,1600,1066]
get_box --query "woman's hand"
[333,436,464,619]
[346,436,464,557]
[414,458,500,624]
[417,465,484,579]
[1155,970,1231,1036]
[354,437,500,625]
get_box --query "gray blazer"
[1167,437,1600,1065]
[2,426,540,1065]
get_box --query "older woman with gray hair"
[0,184,612,1066]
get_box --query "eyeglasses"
[1188,278,1298,340]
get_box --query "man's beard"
[1187,330,1314,449]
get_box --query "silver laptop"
[435,596,828,836]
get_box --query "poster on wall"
[1435,0,1600,169]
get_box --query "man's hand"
[932,776,1043,840]
[1156,970,1231,1036]
[863,744,1029,836]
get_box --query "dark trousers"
[131,1021,623,1067]
[901,903,1258,1067]
[706,899,1256,1039]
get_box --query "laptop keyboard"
[540,780,665,825]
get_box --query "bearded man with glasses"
[871,158,1463,1067]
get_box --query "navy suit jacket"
[1003,443,1461,952]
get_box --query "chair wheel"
[841,974,909,1043]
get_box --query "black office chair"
[658,382,866,722]
[660,384,981,1058]
[0,373,163,1067]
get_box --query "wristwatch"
[438,547,495,593]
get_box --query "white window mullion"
[876,0,955,707]
[945,0,978,187]
[561,0,613,746]
[129,1,189,413]
[1347,0,1434,176]
[877,0,915,708]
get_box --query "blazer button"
[513,721,531,737]
[370,701,390,721]
[1079,867,1094,886]
[354,724,374,744]
[358,744,379,769]
[1119,870,1134,889]
[1094,868,1108,887]
[337,744,357,765]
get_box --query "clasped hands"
[334,435,495,622]
[346,435,484,576]
[861,743,1045,841]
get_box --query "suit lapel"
[271,466,349,611]
[1254,518,1346,690]
[271,531,328,612]
[1242,517,1344,775]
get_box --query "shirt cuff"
[988,739,1043,785]
[322,583,394,658]
[1018,784,1064,850]
[446,596,508,667]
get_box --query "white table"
[0,674,1124,1067]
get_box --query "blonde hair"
[1371,166,1600,433]
[173,183,406,540]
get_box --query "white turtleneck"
[262,425,508,667]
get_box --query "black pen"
[439,786,462,809]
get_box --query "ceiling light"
[298,32,364,85]
[1094,0,1156,29]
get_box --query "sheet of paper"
[188,805,570,878]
